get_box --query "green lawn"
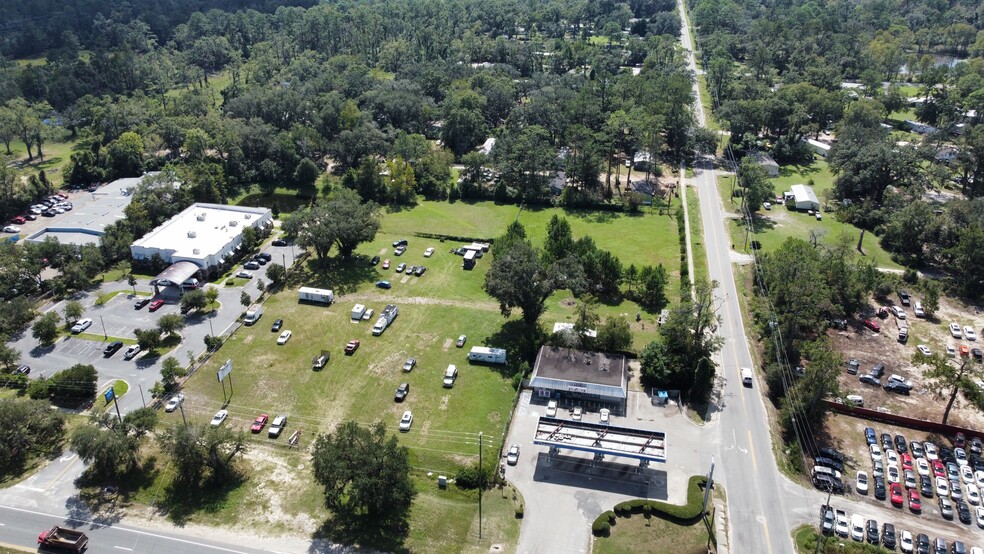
[4,137,79,185]
[718,160,903,270]
[593,514,714,554]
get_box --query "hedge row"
[412,232,495,244]
[591,475,709,537]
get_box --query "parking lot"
[505,390,703,553]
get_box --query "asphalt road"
[677,1,803,552]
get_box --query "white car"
[924,441,939,461]
[967,483,980,506]
[277,330,292,345]
[164,394,184,413]
[913,303,925,318]
[423,247,435,257]
[894,306,906,319]
[399,410,413,432]
[885,448,899,468]
[965,326,977,341]
[856,471,869,494]
[835,511,849,537]
[2,225,20,233]
[210,409,228,427]
[599,408,610,424]
[962,465,975,484]
[951,480,963,501]
[899,529,914,553]
[850,514,864,542]
[235,270,253,279]
[506,444,520,465]
[916,344,931,356]
[870,443,883,463]
[888,465,900,484]
[956,447,969,467]
[936,476,950,496]
[916,457,930,477]
[123,344,141,360]
[977,505,984,528]
[71,318,93,334]
[763,201,772,210]
[572,406,583,421]
[976,470,984,490]
[951,323,964,338]
[872,459,884,479]
[546,400,557,417]
[947,344,957,357]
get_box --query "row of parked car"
[821,504,983,553]
[847,358,915,394]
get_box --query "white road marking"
[114,547,134,551]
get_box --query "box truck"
[298,287,333,304]
[243,305,263,325]
[467,346,507,364]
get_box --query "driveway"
[506,390,704,553]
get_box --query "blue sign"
[104,388,115,403]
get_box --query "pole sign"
[217,359,232,382]
[104,387,115,403]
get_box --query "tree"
[312,421,415,528]
[180,289,207,314]
[658,281,724,401]
[47,363,98,402]
[157,424,247,488]
[106,131,145,179]
[596,317,632,352]
[127,274,137,293]
[293,158,320,196]
[160,357,183,389]
[157,314,185,337]
[265,264,286,288]
[240,292,252,308]
[32,312,60,346]
[738,156,775,213]
[0,344,19,372]
[639,340,673,389]
[205,287,219,310]
[70,421,140,480]
[285,188,382,260]
[925,356,984,425]
[922,280,940,317]
[134,328,162,352]
[122,407,158,437]
[0,398,65,476]
[635,265,670,310]
[63,301,84,325]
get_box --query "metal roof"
[153,261,201,285]
[533,417,666,463]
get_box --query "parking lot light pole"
[99,316,107,339]
[478,432,483,540]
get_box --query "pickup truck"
[38,526,89,551]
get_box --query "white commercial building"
[130,203,272,273]
[785,184,820,211]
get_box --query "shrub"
[515,504,524,519]
[591,519,611,536]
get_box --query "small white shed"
[785,184,820,211]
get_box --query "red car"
[932,460,946,478]
[11,216,25,225]
[344,340,360,355]
[901,453,913,471]
[908,488,921,512]
[864,319,881,332]
[890,483,904,507]
[148,299,165,311]
[251,414,268,433]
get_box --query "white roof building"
[786,184,820,211]
[130,203,272,272]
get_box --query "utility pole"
[99,315,107,339]
[138,385,146,408]
[478,432,483,540]
[814,484,834,554]
[178,402,188,426]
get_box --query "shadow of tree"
[311,511,411,554]
[157,468,247,526]
[289,256,377,297]
[484,320,546,377]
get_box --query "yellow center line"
[748,430,758,473]
[43,455,78,492]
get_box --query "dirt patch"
[487,411,501,424]
[243,335,254,344]
[439,395,449,411]
[367,351,406,376]
[400,275,411,283]
[442,338,453,351]
[237,447,320,533]
[560,298,577,308]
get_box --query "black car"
[817,446,845,462]
[898,290,910,306]
[14,365,30,375]
[253,256,267,265]
[271,319,283,332]
[811,473,843,493]
[814,456,844,472]
[860,374,881,386]
[881,523,896,549]
[847,358,860,374]
[874,476,887,500]
[413,265,426,276]
[256,252,272,262]
[405,265,415,275]
[392,239,408,247]
[180,303,192,314]
[972,348,983,361]
[933,538,947,554]
[865,519,879,544]
[920,474,934,498]
[103,341,123,357]
[870,363,885,378]
[394,382,410,402]
[955,499,972,524]
[895,434,908,454]
[939,446,955,465]
[271,239,288,247]
[916,534,930,554]
[881,433,893,451]
[370,255,380,266]
[135,298,150,309]
[884,381,911,394]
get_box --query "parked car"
[424,247,435,257]
[14,364,29,375]
[456,335,467,347]
[847,358,861,374]
[394,382,410,402]
[235,270,253,279]
[251,414,269,433]
[884,381,912,395]
[864,427,877,445]
[71,318,93,334]
[917,344,932,356]
[894,306,907,319]
[148,299,164,311]
[874,476,887,500]
[600,408,610,424]
[857,471,869,494]
[866,519,880,543]
[271,239,288,247]
[103,341,123,357]
[506,444,520,465]
[899,529,914,553]
[965,326,978,341]
[908,488,921,512]
[277,330,292,345]
[271,319,283,332]
[921,474,934,498]
[413,266,427,276]
[835,510,850,537]
[268,415,287,438]
[546,400,558,417]
[925,442,939,460]
[134,298,150,309]
[392,239,408,247]
[210,409,229,427]
[244,261,260,270]
[375,280,391,289]
[394,246,406,256]
[881,522,896,549]
[850,514,865,541]
[123,344,141,360]
[312,352,329,370]
[939,495,955,519]
[937,476,951,497]
[10,216,25,225]
[402,358,416,372]
[860,374,881,386]
[344,340,360,354]
[898,290,911,306]
[370,255,380,266]
[382,259,390,269]
[398,410,413,432]
[572,406,583,421]
[2,225,21,233]
[164,394,184,413]
[864,319,882,332]
[395,263,406,272]
[956,499,972,523]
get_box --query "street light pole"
[478,431,483,540]
[99,315,107,339]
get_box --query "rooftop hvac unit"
[193,248,200,255]
[196,212,207,221]
[187,231,197,238]
[229,220,238,227]
[244,214,251,219]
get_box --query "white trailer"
[351,304,366,321]
[298,287,333,304]
[462,249,477,270]
[467,346,507,364]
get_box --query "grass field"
[593,514,714,554]
[718,160,903,270]
[4,137,78,185]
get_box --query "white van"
[740,367,753,387]
[442,365,458,388]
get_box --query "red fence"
[823,400,982,441]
